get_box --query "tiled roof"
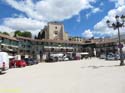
[3,35,116,45]
[35,39,96,45]
[0,34,18,41]
[94,38,116,44]
[16,36,34,41]
[16,36,94,45]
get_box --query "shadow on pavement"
[0,72,6,75]
[81,65,122,69]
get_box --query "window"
[55,26,57,29]
[54,31,58,35]
[28,45,31,48]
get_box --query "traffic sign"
[118,44,123,48]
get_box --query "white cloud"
[86,7,101,18]
[3,17,46,31]
[86,13,91,19]
[1,0,96,35]
[110,0,125,7]
[93,5,125,37]
[92,7,101,13]
[82,29,93,38]
[1,17,46,36]
[5,0,96,21]
[100,2,104,6]
[76,15,81,22]
[0,25,14,32]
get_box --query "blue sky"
[63,1,115,37]
[0,0,125,38]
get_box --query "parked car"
[0,52,9,73]
[100,54,106,59]
[24,58,37,65]
[105,53,117,60]
[66,52,75,60]
[46,53,63,62]
[114,54,120,60]
[9,60,27,68]
[46,53,70,62]
[58,56,63,61]
[9,59,15,68]
[106,54,115,60]
[16,60,27,67]
[78,52,89,59]
[122,54,125,59]
[32,58,39,64]
[63,56,69,61]
[74,55,80,60]
[46,56,58,62]
[75,53,81,60]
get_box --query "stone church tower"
[38,22,68,41]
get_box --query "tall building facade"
[0,22,119,59]
[38,22,68,40]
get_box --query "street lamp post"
[0,39,2,51]
[106,15,125,66]
[18,42,21,55]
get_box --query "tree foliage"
[14,30,32,38]
[14,30,22,37]
[22,31,32,38]
[34,35,38,39]
[0,31,9,36]
[2,32,9,35]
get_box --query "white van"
[0,52,9,73]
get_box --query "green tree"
[34,35,38,39]
[14,30,32,38]
[0,31,9,36]
[2,32,9,36]
[14,30,22,37]
[38,32,41,39]
[22,31,32,38]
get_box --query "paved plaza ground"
[0,58,125,93]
